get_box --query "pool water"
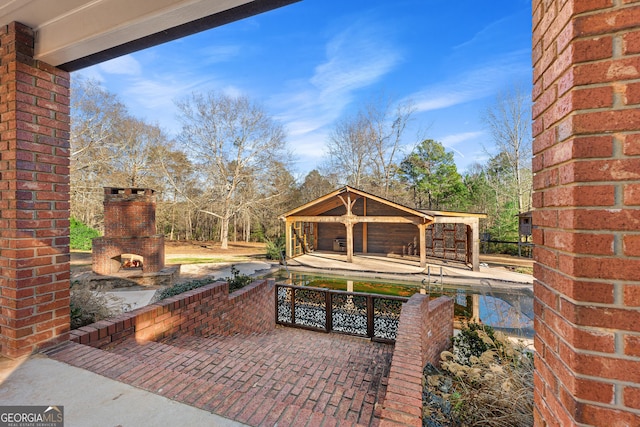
[264,270,534,338]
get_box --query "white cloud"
[98,54,142,75]
[408,11,531,115]
[453,16,515,52]
[440,131,484,148]
[437,131,486,160]
[291,131,329,159]
[408,51,530,113]
[199,44,242,64]
[125,78,191,109]
[288,130,331,175]
[452,8,530,57]
[115,72,218,133]
[311,24,400,99]
[73,66,104,83]
[270,18,402,166]
[221,85,244,99]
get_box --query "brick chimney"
[92,188,165,274]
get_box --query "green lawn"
[167,257,249,264]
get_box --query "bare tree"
[155,143,198,240]
[325,95,414,196]
[71,77,189,234]
[71,77,125,174]
[366,96,414,198]
[176,91,290,249]
[70,77,127,227]
[299,169,335,204]
[109,118,169,188]
[326,111,373,188]
[483,86,532,213]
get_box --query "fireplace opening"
[115,254,144,271]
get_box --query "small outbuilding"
[280,186,486,271]
[517,210,534,257]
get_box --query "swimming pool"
[264,269,534,338]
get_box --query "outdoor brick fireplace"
[92,187,165,275]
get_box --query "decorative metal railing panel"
[332,293,367,336]
[277,286,293,323]
[275,283,408,342]
[294,288,326,329]
[373,298,404,340]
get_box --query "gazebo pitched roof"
[281,186,434,221]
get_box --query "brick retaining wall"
[69,279,275,348]
[379,294,454,426]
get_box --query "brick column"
[533,2,640,425]
[0,22,71,358]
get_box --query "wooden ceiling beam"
[286,215,430,225]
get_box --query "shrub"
[452,322,501,365]
[70,283,127,329]
[156,278,214,300]
[225,265,253,292]
[157,265,254,300]
[70,218,100,250]
[265,235,285,260]
[424,323,534,427]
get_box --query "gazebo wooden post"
[418,223,427,268]
[362,198,368,254]
[285,219,292,259]
[470,218,479,272]
[471,294,480,322]
[466,224,473,266]
[339,191,357,263]
[345,220,354,263]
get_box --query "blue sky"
[75,0,532,178]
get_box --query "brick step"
[48,331,388,427]
[47,339,222,406]
[155,333,386,426]
[107,336,210,372]
[44,341,144,380]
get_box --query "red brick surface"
[49,326,393,426]
[379,295,453,426]
[102,188,157,238]
[0,22,70,358]
[70,279,276,347]
[58,276,454,426]
[92,235,165,274]
[92,187,165,274]
[532,1,640,425]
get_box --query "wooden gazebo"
[280,186,486,271]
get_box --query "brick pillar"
[533,2,640,425]
[0,22,71,358]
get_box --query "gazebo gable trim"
[281,186,434,221]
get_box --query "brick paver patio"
[47,326,394,426]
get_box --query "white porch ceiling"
[0,0,298,71]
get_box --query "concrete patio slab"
[287,252,533,288]
[177,261,274,282]
[0,355,244,427]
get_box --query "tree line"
[70,77,532,250]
